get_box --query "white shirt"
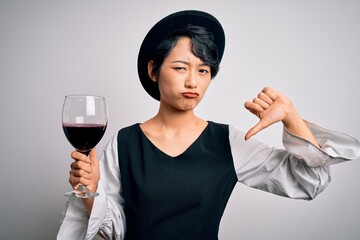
[57,122,360,240]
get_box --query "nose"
[185,71,198,89]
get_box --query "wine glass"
[62,95,108,198]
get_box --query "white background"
[0,0,359,239]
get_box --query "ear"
[147,61,158,82]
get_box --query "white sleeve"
[229,122,360,200]
[57,133,126,240]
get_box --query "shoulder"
[207,121,247,140]
[117,123,141,142]
[207,121,229,132]
[118,123,140,134]
[205,121,232,143]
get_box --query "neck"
[152,102,202,130]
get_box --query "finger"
[71,151,90,163]
[253,97,270,109]
[244,101,263,118]
[70,168,91,179]
[70,160,92,173]
[88,148,98,167]
[258,92,273,105]
[262,87,277,101]
[69,175,90,189]
[245,120,269,140]
[245,123,260,140]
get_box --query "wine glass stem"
[80,150,91,191]
[76,185,90,192]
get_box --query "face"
[149,37,211,111]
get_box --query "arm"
[237,87,359,199]
[57,134,125,240]
[229,123,359,199]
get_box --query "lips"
[182,92,199,98]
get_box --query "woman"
[57,10,359,240]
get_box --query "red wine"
[63,123,107,155]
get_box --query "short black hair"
[149,25,220,79]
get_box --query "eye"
[174,67,186,71]
[199,68,210,74]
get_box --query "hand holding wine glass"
[69,148,100,198]
[62,95,108,198]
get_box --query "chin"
[178,102,198,111]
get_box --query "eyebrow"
[171,60,209,67]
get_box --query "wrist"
[282,105,302,130]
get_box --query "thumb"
[88,148,98,166]
[245,120,267,140]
